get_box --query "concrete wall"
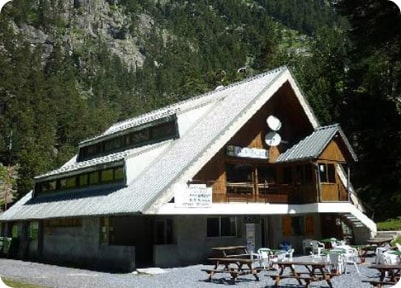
[42,217,135,271]
[43,218,99,265]
[153,244,179,267]
[174,215,247,266]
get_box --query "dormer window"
[34,165,125,197]
[77,116,178,162]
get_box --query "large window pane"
[207,216,237,237]
[221,216,236,237]
[319,164,328,182]
[207,218,219,237]
[257,166,275,183]
[226,164,252,182]
[101,169,114,183]
[328,164,335,183]
[114,167,124,180]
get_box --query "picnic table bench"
[271,260,338,288]
[364,264,401,287]
[203,257,262,282]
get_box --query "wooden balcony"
[214,182,290,203]
[211,180,349,204]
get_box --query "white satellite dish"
[265,131,281,146]
[266,115,282,131]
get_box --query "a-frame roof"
[0,66,320,221]
[276,124,358,163]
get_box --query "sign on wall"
[226,145,269,159]
[246,223,256,253]
[174,184,212,208]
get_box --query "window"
[207,216,237,237]
[114,167,124,180]
[257,166,276,183]
[59,176,77,190]
[283,167,292,184]
[100,217,110,244]
[35,165,125,197]
[104,137,122,152]
[11,224,18,238]
[89,171,100,185]
[79,174,89,186]
[226,164,253,183]
[101,169,114,183]
[151,121,176,140]
[29,222,39,240]
[154,218,173,244]
[319,163,336,183]
[130,129,150,144]
[295,165,313,184]
[77,117,178,162]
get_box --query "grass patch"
[2,278,47,288]
[377,218,401,231]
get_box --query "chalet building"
[0,66,376,271]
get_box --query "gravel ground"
[0,255,386,288]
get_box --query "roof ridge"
[111,66,287,127]
[80,66,288,145]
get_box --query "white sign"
[246,223,256,253]
[226,145,268,159]
[174,184,212,208]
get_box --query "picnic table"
[202,246,262,283]
[210,245,249,257]
[363,263,401,287]
[358,238,393,263]
[366,238,393,246]
[271,260,338,288]
[202,257,262,282]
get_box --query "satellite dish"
[265,131,281,146]
[266,115,282,131]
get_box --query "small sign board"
[174,184,212,208]
[226,145,268,159]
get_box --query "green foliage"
[377,219,401,231]
[258,0,339,35]
[335,0,401,220]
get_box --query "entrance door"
[132,217,154,268]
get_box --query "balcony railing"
[209,181,349,204]
[222,182,290,203]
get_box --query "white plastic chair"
[310,240,325,258]
[285,248,295,261]
[302,239,313,255]
[257,248,271,270]
[328,252,346,275]
[376,247,389,264]
[270,250,287,270]
[382,251,400,264]
[334,245,360,275]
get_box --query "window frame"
[207,216,238,238]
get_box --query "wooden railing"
[223,182,289,203]
[211,182,349,204]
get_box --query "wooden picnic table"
[358,238,393,263]
[363,264,401,287]
[210,245,249,257]
[366,238,393,246]
[202,257,262,282]
[271,260,337,288]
